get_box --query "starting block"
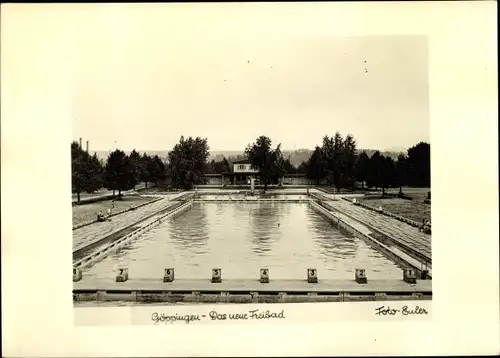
[307,268,318,283]
[116,267,129,283]
[260,268,269,283]
[212,268,222,283]
[73,268,82,282]
[355,268,367,284]
[164,268,174,282]
[403,268,417,284]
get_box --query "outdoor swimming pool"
[82,202,404,281]
[195,194,310,201]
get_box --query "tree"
[367,153,395,195]
[282,156,297,174]
[395,153,408,194]
[71,141,104,202]
[206,159,217,174]
[128,149,142,189]
[244,135,284,190]
[168,136,210,189]
[104,150,137,197]
[406,142,430,187]
[305,146,326,185]
[205,158,230,174]
[296,161,308,174]
[321,135,335,186]
[332,132,345,189]
[71,141,88,203]
[355,151,370,189]
[382,156,396,194]
[367,151,384,191]
[273,146,285,184]
[217,157,230,173]
[140,153,152,188]
[342,134,357,189]
[85,153,104,193]
[208,157,231,174]
[124,155,140,190]
[321,132,345,189]
[147,155,166,184]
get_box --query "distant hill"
[210,151,245,162]
[91,150,169,163]
[91,148,405,167]
[385,146,406,153]
[360,149,404,161]
[211,149,404,167]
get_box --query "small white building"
[221,159,259,185]
[232,160,259,174]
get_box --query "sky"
[71,4,429,152]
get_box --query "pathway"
[322,199,431,263]
[71,183,147,203]
[72,192,188,251]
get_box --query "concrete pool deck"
[72,192,190,253]
[74,278,431,303]
[309,200,431,278]
[74,277,431,293]
[320,199,432,265]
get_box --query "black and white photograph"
[3,2,498,357]
[70,7,432,307]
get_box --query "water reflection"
[197,194,309,201]
[249,202,284,256]
[168,204,210,255]
[305,205,359,259]
[84,202,403,281]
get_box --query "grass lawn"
[72,196,154,226]
[135,187,165,195]
[359,197,431,223]
[71,183,148,202]
[385,187,430,201]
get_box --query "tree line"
[71,136,211,201]
[301,133,430,194]
[72,133,430,200]
[71,142,166,202]
[211,133,430,193]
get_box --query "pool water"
[196,194,309,200]
[82,202,403,281]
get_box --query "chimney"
[86,140,89,153]
[79,137,82,148]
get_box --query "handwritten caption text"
[375,305,428,316]
[152,309,286,324]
